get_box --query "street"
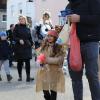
[0,59,91,100]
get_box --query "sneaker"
[26,77,34,82]
[18,77,22,81]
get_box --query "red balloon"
[37,54,46,63]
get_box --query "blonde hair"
[18,15,28,25]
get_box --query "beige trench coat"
[36,44,65,93]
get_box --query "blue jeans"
[67,42,100,100]
[0,60,10,75]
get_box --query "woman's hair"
[18,15,28,25]
[55,25,63,34]
[42,11,51,20]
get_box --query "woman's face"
[43,14,49,21]
[47,35,55,43]
[19,17,26,24]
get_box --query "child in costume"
[36,30,65,100]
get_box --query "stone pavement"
[0,60,91,100]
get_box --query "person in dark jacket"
[67,0,100,100]
[13,15,34,82]
[0,32,12,82]
[7,24,15,44]
[6,24,15,67]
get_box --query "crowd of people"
[0,11,55,83]
[0,16,35,82]
[0,0,100,100]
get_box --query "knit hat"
[48,30,58,38]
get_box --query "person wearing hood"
[67,0,100,100]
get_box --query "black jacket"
[68,0,100,42]
[13,24,33,60]
[6,29,14,42]
[0,39,10,60]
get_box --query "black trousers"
[43,90,57,100]
[17,59,30,79]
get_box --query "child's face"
[47,35,55,43]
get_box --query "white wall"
[7,0,35,29]
[7,0,68,29]
[35,0,68,26]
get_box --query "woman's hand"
[19,39,24,45]
[68,14,80,23]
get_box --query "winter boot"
[43,91,51,100]
[26,75,34,82]
[18,75,22,81]
[0,75,2,81]
[7,74,12,82]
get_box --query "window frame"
[2,14,7,22]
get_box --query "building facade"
[7,0,35,29]
[34,0,68,26]
[7,0,68,29]
[0,0,7,31]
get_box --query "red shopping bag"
[69,23,82,71]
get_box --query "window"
[18,3,23,14]
[2,15,7,22]
[19,9,22,14]
[27,16,32,27]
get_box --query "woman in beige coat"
[36,30,65,100]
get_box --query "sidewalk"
[0,60,91,100]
